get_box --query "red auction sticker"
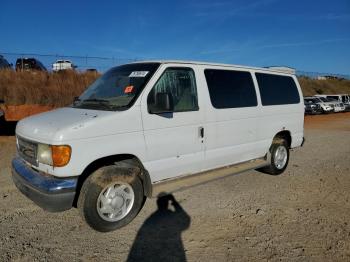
[124,85,134,93]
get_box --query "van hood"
[16,107,142,144]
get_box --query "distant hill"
[298,77,350,97]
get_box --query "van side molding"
[151,157,269,197]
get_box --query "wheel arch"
[273,130,292,148]
[73,154,152,207]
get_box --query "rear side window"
[256,73,300,106]
[204,69,257,109]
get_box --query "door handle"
[199,127,204,138]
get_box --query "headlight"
[37,144,71,167]
[37,144,53,166]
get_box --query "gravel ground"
[0,113,349,261]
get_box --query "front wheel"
[78,165,146,232]
[259,139,289,175]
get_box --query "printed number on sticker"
[129,71,149,77]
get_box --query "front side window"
[147,67,198,112]
[74,63,160,111]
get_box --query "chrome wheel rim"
[97,182,135,222]
[274,146,288,169]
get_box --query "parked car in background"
[52,60,77,71]
[303,98,322,115]
[315,95,345,112]
[0,99,4,118]
[305,96,333,113]
[0,55,12,70]
[0,99,4,119]
[318,94,350,111]
[326,98,345,112]
[16,58,47,71]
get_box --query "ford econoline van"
[12,61,304,232]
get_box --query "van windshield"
[73,63,160,111]
[319,97,328,102]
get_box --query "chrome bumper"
[11,157,78,212]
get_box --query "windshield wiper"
[77,98,114,110]
[81,98,110,103]
[74,98,129,111]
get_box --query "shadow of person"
[127,194,191,262]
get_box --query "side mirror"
[150,92,174,114]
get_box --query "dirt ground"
[0,113,350,261]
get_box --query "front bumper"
[11,157,78,212]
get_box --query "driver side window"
[147,67,199,112]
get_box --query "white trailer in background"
[52,60,77,71]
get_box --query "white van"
[315,94,349,111]
[304,96,334,113]
[12,61,304,232]
[314,95,346,112]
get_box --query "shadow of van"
[127,194,191,262]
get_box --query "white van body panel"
[254,73,304,154]
[16,105,147,177]
[196,66,261,172]
[15,60,304,182]
[140,64,205,182]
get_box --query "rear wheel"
[259,139,289,175]
[78,165,146,232]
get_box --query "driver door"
[141,65,205,182]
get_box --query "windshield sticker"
[129,71,149,77]
[124,85,135,94]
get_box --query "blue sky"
[1,0,349,74]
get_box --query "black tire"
[258,139,289,175]
[78,165,146,232]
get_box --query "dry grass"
[0,70,349,106]
[0,70,99,106]
[298,77,350,96]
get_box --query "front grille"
[17,136,38,166]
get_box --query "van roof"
[130,60,296,75]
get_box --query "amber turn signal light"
[51,145,71,167]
